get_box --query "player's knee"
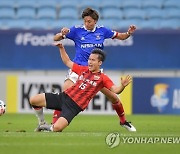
[29,95,38,106]
[53,124,64,132]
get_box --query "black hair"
[82,7,99,21]
[91,48,106,62]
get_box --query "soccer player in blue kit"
[34,8,136,132]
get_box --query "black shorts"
[45,92,82,124]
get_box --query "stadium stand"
[0,0,16,9]
[0,8,15,20]
[16,8,36,20]
[122,0,142,10]
[16,0,37,9]
[59,8,79,19]
[142,0,163,10]
[101,8,123,20]
[0,0,179,30]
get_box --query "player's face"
[88,54,102,72]
[83,16,97,30]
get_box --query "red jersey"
[65,63,114,110]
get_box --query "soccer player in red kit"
[30,42,136,132]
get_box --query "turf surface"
[0,114,180,154]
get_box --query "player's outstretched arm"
[54,27,70,41]
[115,25,136,40]
[54,42,73,69]
[110,75,132,94]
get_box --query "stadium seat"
[142,0,163,10]
[0,0,16,9]
[37,8,57,21]
[79,1,100,14]
[98,19,120,29]
[37,0,57,10]
[71,19,83,26]
[100,0,122,9]
[5,19,29,29]
[28,19,51,30]
[59,0,78,10]
[16,8,36,20]
[159,19,180,29]
[16,0,37,9]
[166,8,180,19]
[59,8,79,19]
[0,20,9,30]
[101,8,123,20]
[138,19,160,30]
[124,9,146,20]
[0,8,15,19]
[163,0,180,9]
[50,19,74,29]
[122,0,142,10]
[117,19,142,29]
[146,9,167,20]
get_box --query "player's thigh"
[101,88,119,103]
[63,69,78,91]
[30,93,46,107]
[63,79,74,91]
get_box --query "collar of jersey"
[88,69,101,74]
[83,25,97,32]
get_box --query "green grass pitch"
[0,114,180,154]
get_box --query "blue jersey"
[66,25,117,66]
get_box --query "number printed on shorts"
[79,83,87,89]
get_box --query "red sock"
[112,101,126,124]
[52,110,61,124]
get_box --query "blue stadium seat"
[102,8,123,20]
[146,9,167,20]
[28,19,51,30]
[0,8,15,19]
[122,0,142,10]
[71,19,83,26]
[5,19,29,29]
[37,8,56,21]
[50,19,74,29]
[124,9,146,20]
[0,0,16,9]
[138,19,160,30]
[159,19,180,29]
[166,8,180,19]
[142,0,163,10]
[59,0,78,9]
[16,8,36,20]
[59,8,79,19]
[37,0,57,9]
[98,19,119,29]
[16,0,37,9]
[100,0,122,9]
[117,19,141,29]
[0,20,10,29]
[163,0,180,9]
[79,1,100,14]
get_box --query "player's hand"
[128,25,136,35]
[61,27,70,35]
[121,75,132,88]
[53,42,63,48]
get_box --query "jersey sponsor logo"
[94,75,100,80]
[79,74,97,87]
[81,43,103,48]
